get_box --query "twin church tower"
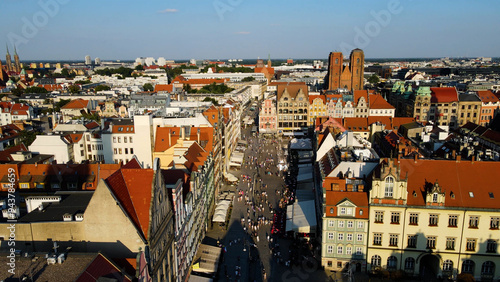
[326,48,364,91]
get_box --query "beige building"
[276,82,309,133]
[458,93,482,127]
[367,158,500,281]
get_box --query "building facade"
[326,49,365,91]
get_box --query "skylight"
[489,192,494,199]
[469,192,474,198]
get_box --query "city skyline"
[1,0,500,60]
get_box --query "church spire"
[6,44,10,55]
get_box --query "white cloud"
[159,9,178,13]
[235,31,250,35]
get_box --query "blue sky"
[1,0,499,60]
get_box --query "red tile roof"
[477,90,499,103]
[353,90,369,104]
[75,253,133,282]
[154,84,173,92]
[430,87,458,103]
[183,142,208,172]
[368,94,395,109]
[325,191,369,219]
[105,167,154,239]
[399,158,500,209]
[62,99,89,109]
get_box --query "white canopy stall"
[285,200,317,239]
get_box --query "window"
[328,232,334,240]
[389,234,398,246]
[357,234,363,241]
[462,260,475,274]
[346,208,352,215]
[124,137,127,143]
[371,255,381,267]
[338,233,344,241]
[409,213,419,225]
[346,247,352,255]
[329,208,334,214]
[481,261,495,276]
[375,211,384,223]
[486,240,497,253]
[130,148,134,154]
[426,236,436,249]
[328,220,335,227]
[347,221,353,228]
[327,245,333,253]
[469,216,479,228]
[405,257,415,271]
[337,246,343,254]
[356,247,363,256]
[429,214,439,226]
[338,221,344,228]
[443,260,453,272]
[391,212,400,224]
[347,234,353,241]
[20,183,29,188]
[113,137,116,143]
[387,256,397,270]
[118,137,121,143]
[432,193,438,202]
[491,217,500,229]
[340,207,346,214]
[449,215,458,227]
[125,148,128,154]
[466,238,476,251]
[384,177,394,197]
[446,237,455,250]
[357,222,364,229]
[118,148,122,154]
[373,233,382,245]
[114,148,117,154]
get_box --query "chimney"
[197,128,200,144]
[414,154,418,163]
[451,150,456,159]
[471,155,475,164]
[168,129,171,146]
[181,126,185,140]
[456,155,461,163]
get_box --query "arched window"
[357,58,360,64]
[443,260,453,272]
[462,260,475,274]
[404,257,415,271]
[371,255,381,267]
[330,208,333,214]
[384,177,394,198]
[387,256,397,270]
[335,58,339,64]
[481,261,495,276]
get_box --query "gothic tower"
[5,45,12,73]
[327,52,343,90]
[267,54,272,68]
[14,46,21,73]
[349,49,364,91]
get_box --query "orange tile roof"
[111,125,134,134]
[325,191,369,219]
[477,90,499,103]
[254,67,275,75]
[392,117,416,129]
[344,118,369,131]
[368,94,395,109]
[202,105,220,127]
[353,90,369,104]
[367,116,392,129]
[183,142,208,172]
[154,127,214,152]
[268,81,304,87]
[309,95,326,104]
[277,82,308,100]
[62,99,89,109]
[154,84,173,92]
[105,167,154,239]
[430,87,458,103]
[398,159,500,209]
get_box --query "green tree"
[183,84,194,93]
[68,85,80,94]
[95,85,111,92]
[10,87,23,96]
[367,74,380,84]
[18,130,37,147]
[143,83,154,92]
[241,76,255,82]
[74,80,91,85]
[24,86,49,94]
[135,64,145,71]
[61,68,76,78]
[54,99,71,112]
[203,97,219,106]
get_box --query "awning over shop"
[224,172,238,182]
[191,243,221,276]
[285,200,317,234]
[212,200,231,222]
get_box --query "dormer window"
[385,177,394,198]
[469,192,474,198]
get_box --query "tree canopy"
[94,67,134,77]
[143,83,154,92]
[367,74,380,84]
[24,86,49,94]
[95,85,111,92]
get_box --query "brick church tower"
[326,52,343,90]
[326,49,365,91]
[350,49,364,91]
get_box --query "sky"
[1,0,499,61]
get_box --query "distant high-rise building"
[5,45,12,73]
[95,57,101,65]
[189,59,197,65]
[135,57,146,66]
[326,48,364,91]
[13,46,21,73]
[85,55,91,65]
[145,57,156,67]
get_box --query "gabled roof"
[368,94,395,109]
[344,118,369,131]
[84,121,100,130]
[476,90,499,103]
[183,142,208,172]
[105,166,154,239]
[353,90,369,104]
[309,95,325,104]
[430,87,458,103]
[154,126,214,153]
[399,158,500,209]
[61,99,89,109]
[277,82,308,101]
[324,191,369,219]
[75,253,133,282]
